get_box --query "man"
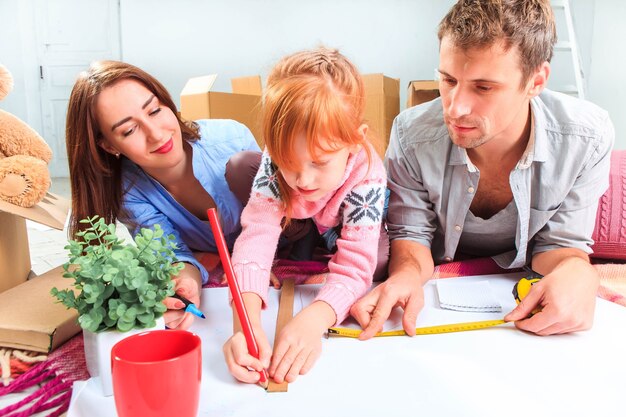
[351,0,614,339]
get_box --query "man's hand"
[350,272,425,340]
[505,251,599,335]
[350,240,434,340]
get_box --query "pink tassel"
[0,376,71,417]
[0,358,73,417]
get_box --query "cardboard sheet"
[68,273,626,417]
[0,266,80,352]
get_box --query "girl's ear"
[358,123,368,140]
[349,123,368,154]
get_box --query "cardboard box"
[0,192,69,293]
[180,74,263,147]
[180,72,401,157]
[363,74,400,158]
[0,265,80,352]
[406,80,440,108]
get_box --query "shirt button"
[443,256,452,262]
[467,187,475,193]
[454,225,462,232]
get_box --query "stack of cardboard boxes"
[0,194,80,352]
[180,74,440,158]
[180,73,407,158]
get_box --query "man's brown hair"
[438,0,557,85]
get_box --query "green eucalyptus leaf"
[112,275,124,287]
[102,284,115,300]
[78,314,98,332]
[154,303,167,314]
[103,316,115,328]
[116,319,135,332]
[116,303,127,317]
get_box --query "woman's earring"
[115,152,121,159]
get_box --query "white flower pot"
[83,317,165,396]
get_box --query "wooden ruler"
[267,279,295,393]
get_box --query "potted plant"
[51,215,182,396]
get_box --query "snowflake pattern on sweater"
[344,186,383,224]
[253,153,281,200]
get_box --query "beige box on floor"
[180,74,263,147]
[0,265,80,352]
[0,192,69,294]
[406,80,440,109]
[362,74,400,158]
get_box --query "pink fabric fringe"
[0,335,89,417]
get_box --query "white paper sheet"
[68,273,626,417]
[436,279,502,312]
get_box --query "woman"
[66,60,261,330]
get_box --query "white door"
[35,0,121,177]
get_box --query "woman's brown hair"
[65,60,199,238]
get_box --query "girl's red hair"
[262,47,371,220]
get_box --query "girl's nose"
[296,170,313,188]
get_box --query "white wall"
[0,0,41,133]
[119,0,452,110]
[587,0,626,149]
[1,0,624,152]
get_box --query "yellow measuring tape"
[327,274,544,338]
[327,319,507,338]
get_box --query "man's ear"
[527,61,550,98]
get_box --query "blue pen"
[172,293,206,319]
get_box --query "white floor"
[27,177,131,275]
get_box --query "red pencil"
[207,208,269,389]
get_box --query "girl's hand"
[163,264,202,330]
[223,325,272,384]
[269,301,336,383]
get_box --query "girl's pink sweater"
[231,144,386,325]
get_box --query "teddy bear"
[0,64,52,208]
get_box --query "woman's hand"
[163,263,202,330]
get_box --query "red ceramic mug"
[111,330,202,417]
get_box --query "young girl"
[223,47,388,384]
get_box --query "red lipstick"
[153,139,173,154]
